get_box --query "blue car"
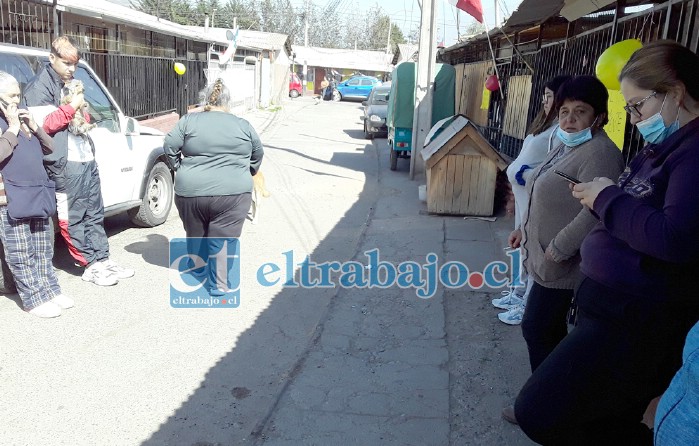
[334,76,382,101]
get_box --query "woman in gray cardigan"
[519,76,624,373]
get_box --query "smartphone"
[553,169,581,184]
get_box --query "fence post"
[610,0,627,45]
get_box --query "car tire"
[364,122,372,139]
[128,161,173,227]
[289,89,300,98]
[390,148,398,171]
[332,90,342,102]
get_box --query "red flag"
[455,0,484,23]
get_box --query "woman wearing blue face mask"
[513,41,699,445]
[516,76,625,376]
[502,76,625,425]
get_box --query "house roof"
[421,115,508,171]
[54,0,230,45]
[185,27,292,55]
[440,0,655,55]
[392,44,418,65]
[291,46,393,72]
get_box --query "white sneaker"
[28,301,62,318]
[82,262,119,286]
[101,259,135,280]
[498,304,525,325]
[51,294,74,309]
[492,289,524,310]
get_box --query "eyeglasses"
[623,91,657,118]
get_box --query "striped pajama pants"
[0,206,61,311]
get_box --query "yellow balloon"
[596,39,643,90]
[174,62,186,75]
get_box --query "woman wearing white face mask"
[501,76,625,425]
[513,41,699,445]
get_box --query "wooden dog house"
[421,115,508,216]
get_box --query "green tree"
[308,3,343,48]
[191,0,222,27]
[463,21,486,38]
[390,23,406,49]
[130,0,192,25]
[219,0,260,30]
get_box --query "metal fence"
[448,0,699,165]
[82,52,209,119]
[0,0,54,49]
[0,1,213,119]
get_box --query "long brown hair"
[620,40,699,102]
[528,75,572,136]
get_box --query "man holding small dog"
[24,36,133,286]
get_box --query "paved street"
[1,97,534,445]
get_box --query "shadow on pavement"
[343,129,366,140]
[138,136,535,446]
[123,233,170,269]
[140,141,381,446]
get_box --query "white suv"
[0,43,174,291]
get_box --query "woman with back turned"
[164,79,264,296]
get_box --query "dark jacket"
[580,117,699,311]
[0,117,55,218]
[164,111,264,198]
[23,63,69,175]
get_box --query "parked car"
[289,72,302,98]
[335,76,381,101]
[360,85,391,139]
[0,43,175,291]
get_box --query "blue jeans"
[655,320,699,445]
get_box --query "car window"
[0,53,36,93]
[73,66,120,133]
[371,91,389,104]
[360,79,374,86]
[347,79,360,86]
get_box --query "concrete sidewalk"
[251,99,535,445]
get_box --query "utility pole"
[386,19,392,54]
[456,9,460,41]
[304,0,309,46]
[410,0,438,179]
[494,0,500,27]
[303,0,309,95]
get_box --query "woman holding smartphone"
[514,41,699,445]
[495,75,570,326]
[0,71,71,318]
